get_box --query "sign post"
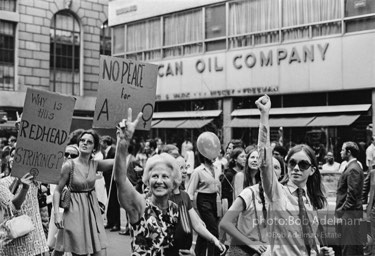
[93,55,158,130]
[12,88,76,184]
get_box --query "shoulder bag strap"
[249,187,264,243]
[68,160,75,190]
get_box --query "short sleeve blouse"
[130,199,179,256]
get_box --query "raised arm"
[114,108,146,224]
[255,95,278,201]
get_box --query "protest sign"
[12,88,76,184]
[93,55,158,130]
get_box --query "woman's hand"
[116,108,143,141]
[20,173,34,189]
[212,238,226,254]
[179,248,195,256]
[255,95,271,114]
[251,243,268,254]
[320,246,335,256]
[54,211,64,229]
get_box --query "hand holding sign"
[116,108,143,142]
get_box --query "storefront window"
[229,0,279,48]
[205,4,226,51]
[164,9,202,57]
[0,20,15,91]
[345,0,375,17]
[113,25,124,55]
[126,18,161,60]
[50,11,80,96]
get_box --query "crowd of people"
[0,96,374,255]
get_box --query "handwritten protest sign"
[93,55,158,130]
[12,88,76,184]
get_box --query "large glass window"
[0,20,15,90]
[50,11,80,96]
[163,9,203,58]
[0,0,16,12]
[205,4,226,51]
[345,0,375,32]
[126,18,161,60]
[282,0,342,41]
[229,0,279,48]
[100,20,111,56]
[113,25,124,55]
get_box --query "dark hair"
[226,139,244,151]
[101,135,113,146]
[78,129,100,153]
[273,154,286,181]
[243,148,260,188]
[68,129,84,145]
[228,147,245,169]
[146,139,157,150]
[285,144,326,210]
[343,141,359,158]
[273,145,288,158]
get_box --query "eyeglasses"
[288,159,311,171]
[65,152,78,159]
[79,138,94,145]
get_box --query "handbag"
[2,206,35,239]
[59,160,74,210]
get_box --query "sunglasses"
[79,138,94,145]
[65,152,79,159]
[288,159,311,171]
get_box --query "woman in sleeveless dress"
[53,130,114,256]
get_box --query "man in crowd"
[322,151,340,172]
[336,141,364,256]
[101,135,121,232]
[366,136,375,171]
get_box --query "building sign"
[94,55,158,130]
[12,88,76,184]
[154,35,375,101]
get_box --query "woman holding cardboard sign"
[53,130,114,256]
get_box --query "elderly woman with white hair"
[114,109,180,255]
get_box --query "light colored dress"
[0,176,49,256]
[54,159,107,254]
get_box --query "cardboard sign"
[12,88,76,184]
[93,55,158,130]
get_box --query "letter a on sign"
[93,55,158,131]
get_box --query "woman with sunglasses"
[53,131,114,256]
[255,95,334,256]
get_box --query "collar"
[104,146,111,155]
[287,180,307,197]
[347,158,357,165]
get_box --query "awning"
[229,118,259,128]
[229,117,315,128]
[178,118,213,129]
[153,110,221,119]
[151,120,161,126]
[152,119,186,128]
[0,121,16,129]
[269,117,315,127]
[307,115,360,127]
[231,104,371,117]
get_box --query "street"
[105,229,132,256]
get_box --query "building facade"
[108,0,375,160]
[0,0,109,139]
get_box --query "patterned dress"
[130,199,179,256]
[0,176,49,256]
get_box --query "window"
[126,18,161,60]
[205,4,226,51]
[113,25,124,55]
[50,11,80,96]
[163,9,203,58]
[229,0,279,48]
[100,21,111,56]
[0,0,16,12]
[345,0,375,32]
[0,20,15,90]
